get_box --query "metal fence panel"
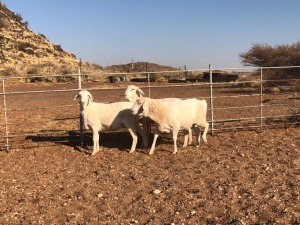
[0,66,299,151]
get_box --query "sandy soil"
[0,82,299,224]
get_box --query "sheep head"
[125,85,144,103]
[74,90,93,109]
[132,97,149,118]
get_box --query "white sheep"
[124,85,193,147]
[132,97,209,155]
[125,84,145,103]
[74,90,147,155]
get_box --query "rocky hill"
[0,2,102,78]
[0,2,177,81]
[107,62,176,73]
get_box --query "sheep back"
[83,101,135,131]
[144,98,207,129]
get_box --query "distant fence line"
[0,65,299,151]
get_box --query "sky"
[2,0,300,69]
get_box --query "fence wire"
[0,66,299,151]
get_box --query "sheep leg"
[136,121,149,149]
[182,130,189,147]
[194,127,201,147]
[91,130,100,156]
[202,122,209,144]
[149,133,159,155]
[128,128,138,153]
[183,128,193,147]
[188,128,193,145]
[172,130,179,154]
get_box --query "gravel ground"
[0,82,299,224]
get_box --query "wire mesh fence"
[0,65,299,151]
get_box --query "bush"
[23,21,29,28]
[15,13,23,22]
[1,66,18,77]
[61,66,74,75]
[0,16,9,29]
[16,42,37,55]
[240,42,300,80]
[26,66,39,75]
[54,45,63,52]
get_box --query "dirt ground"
[0,81,299,224]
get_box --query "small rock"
[153,189,162,195]
[131,219,138,224]
[97,193,103,198]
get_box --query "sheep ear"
[88,94,93,102]
[73,94,79,100]
[137,87,144,97]
[85,94,93,107]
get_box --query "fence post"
[78,58,82,90]
[146,62,151,98]
[209,64,214,135]
[2,79,10,151]
[78,59,84,147]
[147,73,151,98]
[260,67,263,130]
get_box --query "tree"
[239,42,300,79]
[240,42,300,67]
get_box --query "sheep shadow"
[26,130,146,154]
[83,131,181,155]
[264,112,300,127]
[83,131,145,152]
[25,130,83,151]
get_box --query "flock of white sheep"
[74,85,209,156]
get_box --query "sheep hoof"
[91,149,100,156]
[129,150,135,154]
[172,151,177,154]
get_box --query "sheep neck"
[146,100,166,124]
